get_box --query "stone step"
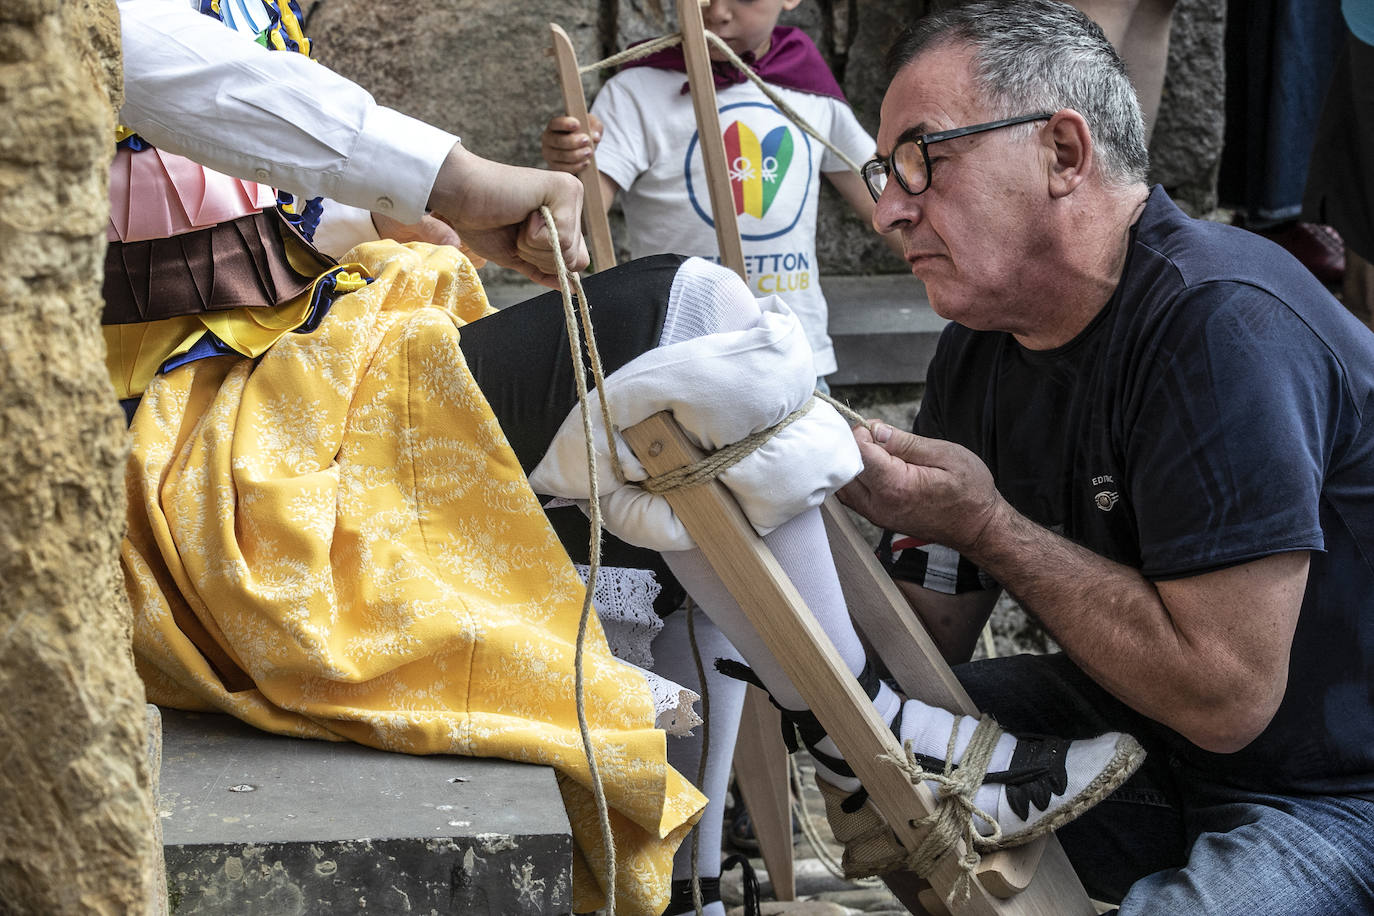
[157,709,572,915]
[822,274,942,386]
[483,271,944,388]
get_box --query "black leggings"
[457,254,687,604]
[457,254,682,474]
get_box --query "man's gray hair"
[885,0,1149,186]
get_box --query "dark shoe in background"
[725,806,761,854]
[722,778,799,854]
[1235,217,1347,286]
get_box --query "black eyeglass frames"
[861,112,1056,201]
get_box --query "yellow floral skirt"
[123,240,704,914]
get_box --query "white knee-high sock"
[660,519,1018,835]
[661,509,903,781]
[662,508,868,707]
[652,609,746,897]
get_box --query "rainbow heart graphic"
[723,121,795,218]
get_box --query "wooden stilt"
[672,0,798,895]
[549,24,617,273]
[674,0,747,281]
[622,411,1098,915]
[820,498,1047,899]
[731,688,795,900]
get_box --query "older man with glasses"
[834,1,1374,913]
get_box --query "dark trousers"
[959,653,1374,914]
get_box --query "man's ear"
[1044,109,1093,198]
[781,0,804,10]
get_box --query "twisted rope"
[881,714,1005,905]
[815,390,870,431]
[543,206,618,915]
[640,397,815,495]
[578,32,686,74]
[575,31,864,176]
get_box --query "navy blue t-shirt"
[900,187,1374,794]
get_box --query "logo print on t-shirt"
[685,101,813,240]
[724,122,794,218]
[1094,490,1120,511]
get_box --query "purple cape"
[620,26,847,102]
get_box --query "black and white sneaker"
[816,725,1144,877]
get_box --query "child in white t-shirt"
[543,0,898,390]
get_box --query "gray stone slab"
[821,274,943,386]
[159,709,572,915]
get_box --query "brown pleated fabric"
[102,210,333,325]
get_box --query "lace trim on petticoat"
[575,564,701,736]
[575,563,665,667]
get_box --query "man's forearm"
[965,499,1292,752]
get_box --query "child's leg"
[652,610,746,916]
[660,512,1006,796]
[661,507,1143,859]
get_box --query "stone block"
[823,274,944,385]
[158,710,572,915]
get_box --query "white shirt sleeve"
[820,99,876,175]
[588,71,656,194]
[116,0,457,223]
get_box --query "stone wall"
[1150,0,1226,215]
[306,0,1224,281]
[0,0,161,911]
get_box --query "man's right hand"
[541,113,603,175]
[838,423,1006,559]
[427,142,588,287]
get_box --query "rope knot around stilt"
[639,397,815,495]
[878,714,1005,905]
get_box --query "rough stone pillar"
[0,0,163,912]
